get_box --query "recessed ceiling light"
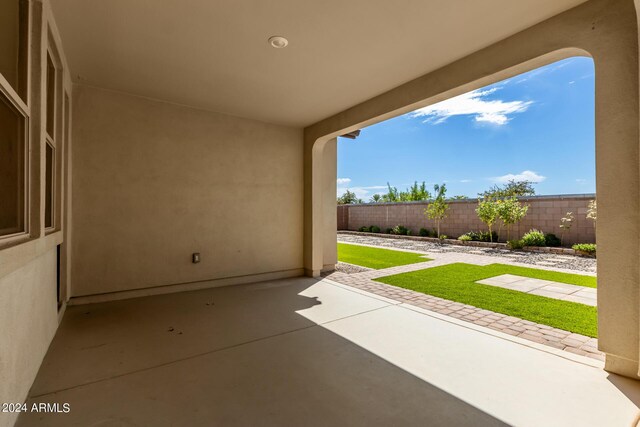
[268,36,289,49]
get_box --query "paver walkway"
[477,274,597,306]
[328,235,603,361]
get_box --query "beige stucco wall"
[70,85,304,296]
[305,0,640,378]
[0,249,58,427]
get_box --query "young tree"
[559,211,575,245]
[477,180,533,241]
[424,184,449,238]
[476,198,500,242]
[497,197,529,241]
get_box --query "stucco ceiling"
[50,0,587,127]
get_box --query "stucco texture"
[71,86,303,296]
[0,249,58,427]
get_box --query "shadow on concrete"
[17,277,506,427]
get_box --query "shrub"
[385,228,393,234]
[419,228,429,237]
[522,229,546,247]
[370,225,381,233]
[458,234,472,242]
[460,231,498,242]
[507,239,525,250]
[439,235,448,240]
[391,225,409,235]
[358,226,370,232]
[478,231,499,242]
[544,233,561,247]
[573,243,596,254]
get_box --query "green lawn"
[375,263,597,337]
[338,243,431,269]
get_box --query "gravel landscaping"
[335,262,371,274]
[338,232,596,273]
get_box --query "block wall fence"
[337,194,596,245]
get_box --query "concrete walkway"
[331,237,602,360]
[477,274,597,306]
[16,277,640,427]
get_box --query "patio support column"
[304,136,337,277]
[322,138,338,272]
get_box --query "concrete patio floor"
[16,277,640,427]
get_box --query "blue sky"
[337,57,595,200]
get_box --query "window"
[0,1,29,240]
[0,0,28,101]
[44,50,57,231]
[45,39,63,233]
[0,95,26,236]
[46,53,56,138]
[45,142,54,229]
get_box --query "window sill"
[0,231,63,280]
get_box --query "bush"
[391,225,410,235]
[544,233,561,247]
[385,228,393,234]
[358,226,370,232]
[507,239,525,250]
[460,230,498,242]
[439,235,448,240]
[370,225,381,233]
[572,243,596,254]
[458,234,472,242]
[522,229,546,247]
[419,228,429,237]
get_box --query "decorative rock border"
[339,230,594,257]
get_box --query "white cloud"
[337,185,387,199]
[492,170,546,183]
[459,179,472,183]
[575,178,587,183]
[411,87,532,125]
[336,177,351,185]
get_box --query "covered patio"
[3,0,640,426]
[16,277,640,426]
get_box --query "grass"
[337,243,431,270]
[375,263,597,337]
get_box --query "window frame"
[44,29,64,234]
[0,0,30,244]
[0,89,29,241]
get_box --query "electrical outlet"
[192,253,200,263]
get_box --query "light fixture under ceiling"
[268,36,289,49]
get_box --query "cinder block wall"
[337,194,596,245]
